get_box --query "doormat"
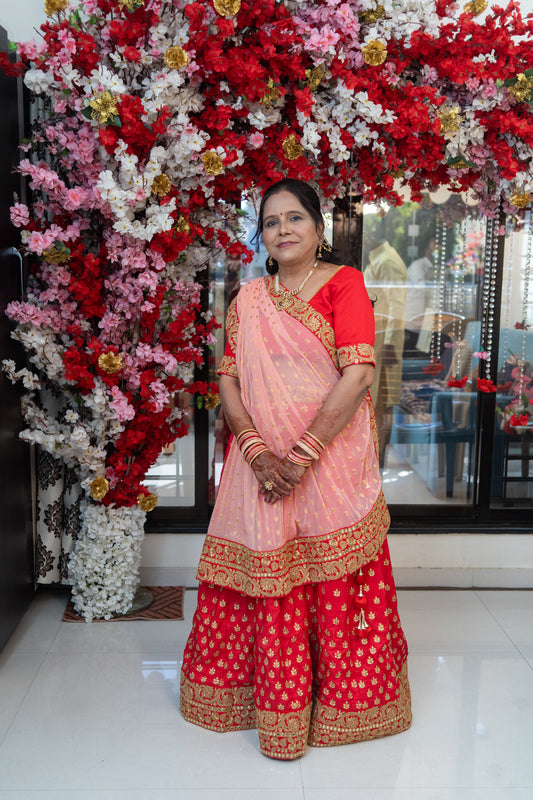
[62,586,184,622]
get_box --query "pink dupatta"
[197,277,390,596]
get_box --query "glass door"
[361,199,485,507]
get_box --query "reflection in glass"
[361,201,486,504]
[492,213,533,507]
[145,392,195,506]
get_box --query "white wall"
[139,533,533,589]
[0,1,46,44]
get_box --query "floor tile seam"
[0,649,49,750]
[474,589,533,667]
[299,783,533,790]
[47,647,184,656]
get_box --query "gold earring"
[317,236,331,260]
[267,255,274,268]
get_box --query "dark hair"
[251,178,342,274]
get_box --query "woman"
[180,179,412,759]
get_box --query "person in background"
[403,235,436,358]
[363,225,408,466]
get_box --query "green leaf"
[81,106,94,121]
[196,396,204,410]
[8,41,17,52]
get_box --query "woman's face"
[261,190,321,269]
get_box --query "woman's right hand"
[252,451,299,504]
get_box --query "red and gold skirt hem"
[180,541,411,760]
[180,664,411,759]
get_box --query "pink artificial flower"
[249,133,264,148]
[64,188,86,211]
[109,386,135,422]
[27,230,56,255]
[481,82,497,99]
[10,203,30,228]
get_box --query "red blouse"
[219,266,375,377]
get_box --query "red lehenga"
[180,268,412,759]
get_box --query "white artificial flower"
[24,69,54,94]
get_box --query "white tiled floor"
[1,588,533,799]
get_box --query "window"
[145,196,533,531]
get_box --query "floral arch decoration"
[2,0,533,618]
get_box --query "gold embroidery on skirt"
[196,491,390,596]
[179,672,256,732]
[257,705,312,760]
[308,661,412,746]
[180,662,411,756]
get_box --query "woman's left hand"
[262,457,307,504]
[278,456,307,487]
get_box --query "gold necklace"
[273,261,317,310]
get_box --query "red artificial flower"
[510,413,530,427]
[496,381,513,392]
[123,46,142,62]
[0,51,26,78]
[447,375,468,388]
[62,347,95,394]
[477,378,497,393]
[98,127,120,154]
[423,361,445,375]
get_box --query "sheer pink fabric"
[207,277,381,554]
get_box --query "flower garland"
[2,0,533,616]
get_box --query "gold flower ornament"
[164,46,190,70]
[98,352,123,374]
[213,0,241,16]
[282,135,304,160]
[90,477,109,501]
[137,493,158,512]
[361,41,387,67]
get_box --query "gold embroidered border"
[179,671,256,733]
[366,392,379,454]
[265,276,340,370]
[308,661,412,747]
[197,491,390,597]
[217,354,238,377]
[217,296,239,376]
[257,705,312,760]
[180,661,410,757]
[338,343,376,369]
